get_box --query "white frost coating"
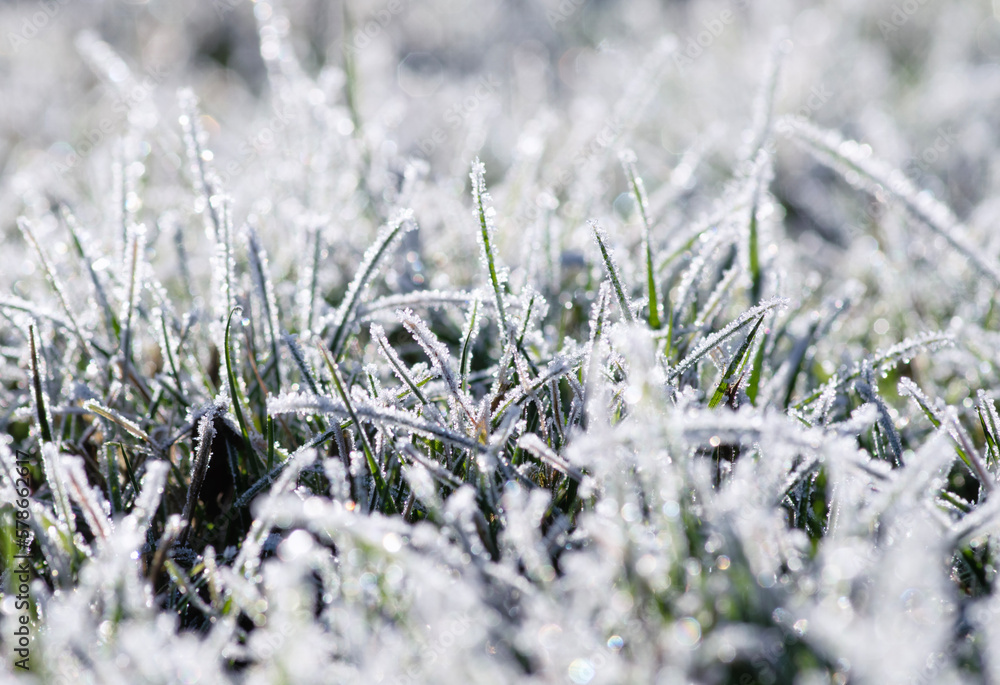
[398,307,475,419]
[783,115,1000,287]
[371,322,430,404]
[591,220,635,322]
[9,5,1000,683]
[268,391,485,451]
[667,297,788,381]
[358,289,486,318]
[471,159,510,334]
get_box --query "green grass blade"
[748,188,762,305]
[60,204,119,339]
[28,324,53,444]
[899,378,994,491]
[317,343,393,511]
[621,150,660,329]
[83,400,152,444]
[782,116,1000,288]
[471,160,510,336]
[746,328,767,406]
[225,306,262,481]
[328,211,415,359]
[246,224,282,391]
[977,390,1000,468]
[266,415,275,472]
[460,295,482,395]
[591,220,634,323]
[667,298,786,382]
[19,218,97,361]
[708,315,764,408]
[372,323,430,406]
[103,444,122,515]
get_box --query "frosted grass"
[4,2,1000,683]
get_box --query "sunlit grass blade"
[399,308,476,423]
[667,298,786,382]
[83,400,152,445]
[621,150,660,329]
[246,223,282,391]
[708,314,765,409]
[28,323,53,444]
[899,377,994,492]
[225,306,262,481]
[327,210,415,359]
[180,410,216,545]
[371,323,430,406]
[315,343,393,511]
[781,115,1000,287]
[18,217,97,360]
[978,390,1000,468]
[794,331,953,409]
[119,224,145,387]
[471,159,511,336]
[60,203,119,339]
[590,220,634,324]
[178,88,222,238]
[284,332,322,397]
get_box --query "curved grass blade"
[794,331,953,409]
[782,116,1000,288]
[371,323,430,406]
[327,210,415,359]
[284,332,322,397]
[18,217,97,360]
[60,204,119,339]
[899,377,994,493]
[460,295,482,395]
[978,390,1000,469]
[708,314,765,409]
[270,391,487,453]
[667,297,786,382]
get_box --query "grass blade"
[591,220,634,324]
[371,323,430,406]
[708,314,765,409]
[471,159,510,335]
[225,306,262,481]
[316,343,393,512]
[83,400,152,445]
[460,294,482,395]
[667,298,786,382]
[28,324,53,444]
[782,116,1000,288]
[621,150,660,329]
[327,211,415,359]
[246,223,282,391]
[18,217,97,360]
